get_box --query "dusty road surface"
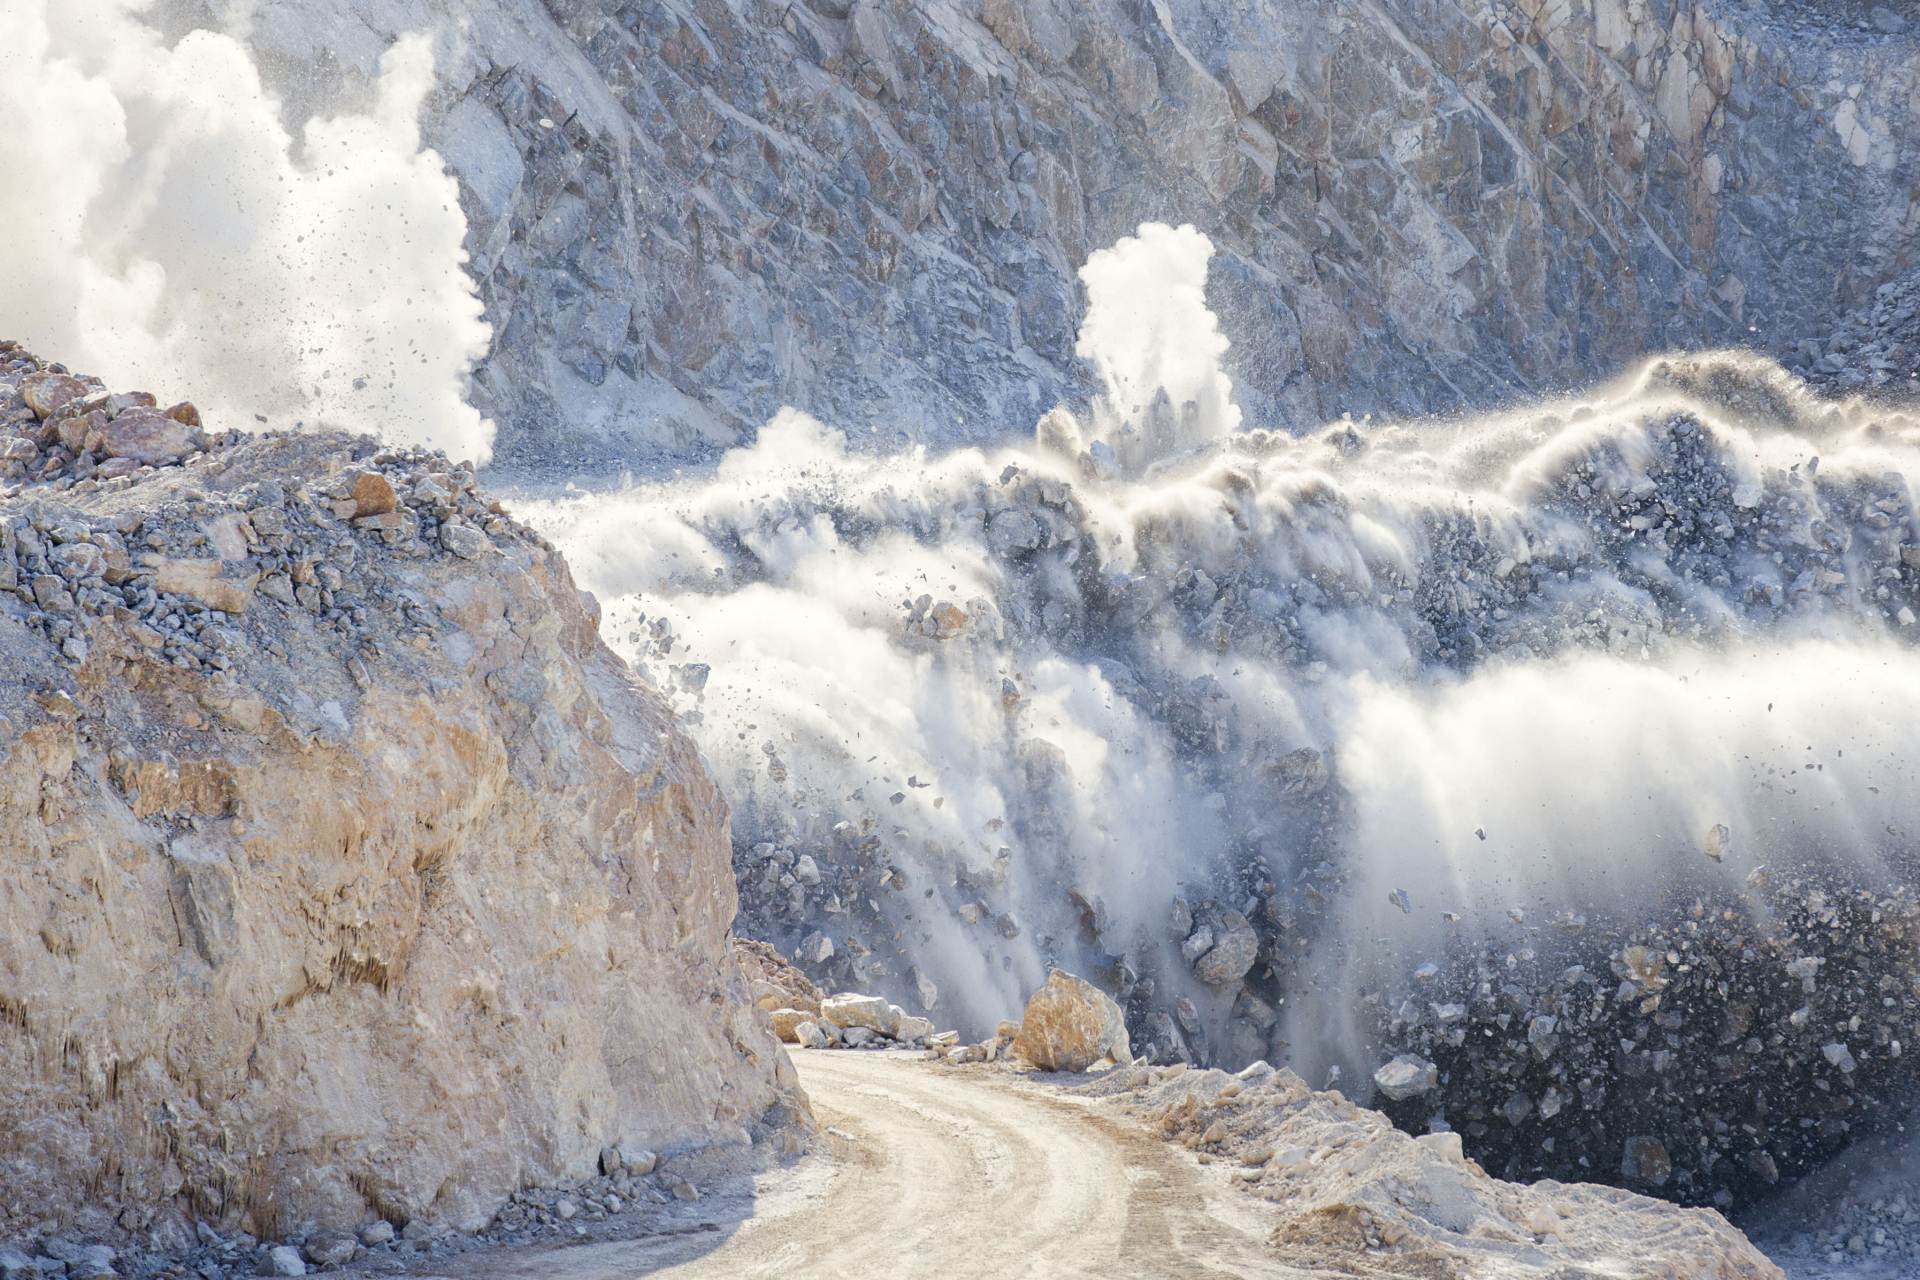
[428,1049,1286,1279]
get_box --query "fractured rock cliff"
[231,0,1920,460]
[0,343,806,1249]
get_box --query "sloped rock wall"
[0,344,805,1248]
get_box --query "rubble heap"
[1076,1061,1780,1279]
[1370,873,1920,1213]
[765,990,952,1054]
[1789,267,1920,395]
[667,356,1920,1058]
[0,344,807,1269]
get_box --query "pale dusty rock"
[820,992,900,1037]
[301,1232,356,1267]
[1373,1054,1440,1102]
[1079,1064,1781,1279]
[793,1021,832,1050]
[0,375,810,1247]
[20,371,86,419]
[1012,970,1132,1072]
[264,1245,306,1276]
[97,407,199,465]
[1192,911,1259,986]
[894,1015,935,1042]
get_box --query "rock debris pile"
[1370,874,1920,1213]
[1075,1060,1781,1279]
[1791,267,1920,395]
[536,347,1920,1211]
[0,345,807,1275]
[766,989,952,1054]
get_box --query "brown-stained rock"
[350,469,397,516]
[20,370,86,418]
[1012,969,1132,1073]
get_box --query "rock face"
[1082,1062,1781,1279]
[238,0,1920,461]
[1012,970,1132,1072]
[0,344,806,1248]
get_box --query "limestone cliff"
[235,0,1920,460]
[0,343,806,1248]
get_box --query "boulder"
[1373,1055,1439,1102]
[820,993,901,1037]
[262,1245,306,1276]
[767,1008,813,1042]
[97,407,199,465]
[1193,911,1259,986]
[793,1021,832,1050]
[301,1233,356,1267]
[20,371,86,418]
[350,470,398,516]
[1011,970,1132,1072]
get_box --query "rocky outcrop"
[0,343,807,1252]
[1082,1061,1782,1279]
[238,0,1920,461]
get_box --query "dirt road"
[431,1050,1284,1278]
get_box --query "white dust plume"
[0,0,493,462]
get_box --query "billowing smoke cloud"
[519,224,1920,1086]
[0,0,493,462]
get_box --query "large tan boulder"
[1012,970,1133,1072]
[0,348,810,1250]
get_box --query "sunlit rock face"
[234,0,1920,461]
[0,344,807,1249]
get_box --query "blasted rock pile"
[720,359,1920,1080]
[1076,1061,1781,1279]
[1369,873,1920,1212]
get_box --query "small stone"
[555,1197,577,1220]
[620,1147,658,1176]
[668,1177,699,1201]
[260,1245,306,1276]
[1703,823,1731,862]
[599,1144,624,1175]
[1374,1054,1439,1101]
[357,1222,395,1247]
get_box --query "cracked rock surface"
[0,343,808,1259]
[237,0,1920,463]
